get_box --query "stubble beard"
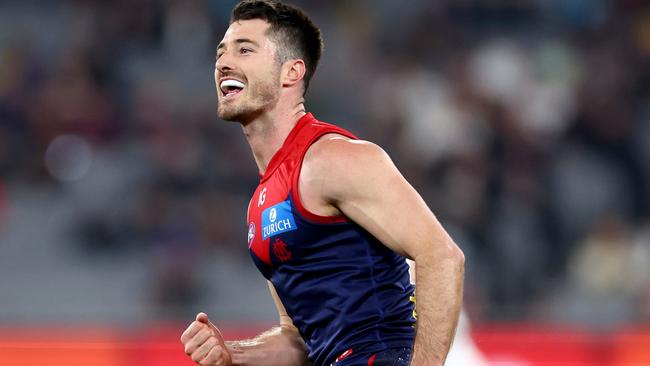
[218,74,281,124]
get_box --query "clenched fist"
[181,312,232,366]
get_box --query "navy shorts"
[331,347,411,366]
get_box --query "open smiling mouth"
[220,79,246,98]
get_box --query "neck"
[242,99,306,175]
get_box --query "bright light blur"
[45,134,93,182]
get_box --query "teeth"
[220,79,245,92]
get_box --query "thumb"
[196,312,225,342]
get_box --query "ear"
[281,59,306,88]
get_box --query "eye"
[240,48,252,55]
[216,52,223,60]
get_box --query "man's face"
[215,19,282,123]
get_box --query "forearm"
[411,251,465,365]
[226,326,309,366]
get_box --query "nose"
[215,50,234,74]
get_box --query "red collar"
[259,113,315,182]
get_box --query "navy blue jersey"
[246,113,416,365]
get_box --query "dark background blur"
[1,0,649,335]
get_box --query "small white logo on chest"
[257,187,267,207]
[269,208,277,222]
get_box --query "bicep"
[321,142,457,260]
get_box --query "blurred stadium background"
[1,0,649,365]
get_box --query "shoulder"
[301,133,395,201]
[304,133,391,174]
[305,133,390,167]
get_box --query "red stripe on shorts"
[367,354,377,366]
[336,348,353,362]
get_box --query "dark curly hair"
[231,0,324,94]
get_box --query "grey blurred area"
[0,0,648,329]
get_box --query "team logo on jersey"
[261,200,297,239]
[273,238,292,262]
[247,222,255,247]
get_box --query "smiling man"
[180,1,465,365]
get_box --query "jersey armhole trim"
[290,130,354,225]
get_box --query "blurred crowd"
[1,0,649,328]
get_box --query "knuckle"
[181,322,201,343]
[181,330,190,343]
[191,352,203,362]
[212,342,221,350]
[213,344,224,356]
[206,349,222,365]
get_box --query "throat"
[243,113,303,176]
[243,120,281,175]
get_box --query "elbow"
[441,241,465,272]
[451,242,465,268]
[414,240,465,269]
[456,247,465,279]
[441,241,465,274]
[439,239,465,266]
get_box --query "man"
[180,1,465,365]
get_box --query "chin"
[218,106,259,123]
[217,102,242,121]
[217,110,240,122]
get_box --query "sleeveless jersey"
[246,113,416,366]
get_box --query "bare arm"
[226,282,309,366]
[181,282,309,366]
[302,137,465,365]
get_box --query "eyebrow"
[217,38,261,52]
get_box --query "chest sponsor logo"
[261,200,297,239]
